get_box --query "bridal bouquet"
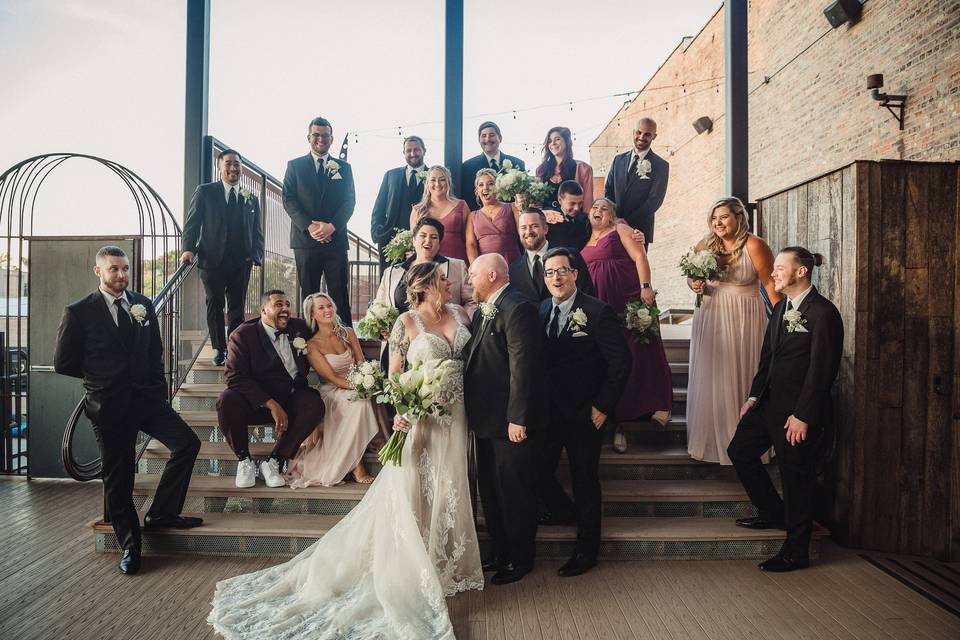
[493,169,553,207]
[623,300,661,345]
[376,357,464,467]
[382,229,413,264]
[356,302,400,340]
[679,249,723,308]
[345,360,386,401]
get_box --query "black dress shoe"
[119,548,141,575]
[736,516,785,530]
[538,512,576,526]
[144,514,204,530]
[481,558,502,572]
[558,553,597,577]
[213,350,227,367]
[490,563,531,585]
[758,553,809,572]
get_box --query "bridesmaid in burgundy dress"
[408,165,469,262]
[581,197,672,453]
[466,168,521,264]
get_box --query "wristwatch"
[640,282,652,290]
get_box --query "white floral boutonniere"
[239,187,253,203]
[325,159,342,180]
[415,167,429,184]
[500,159,513,172]
[636,158,652,179]
[291,336,308,356]
[479,302,498,322]
[783,308,807,333]
[129,303,147,326]
[569,308,588,332]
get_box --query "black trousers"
[93,401,200,551]
[537,415,604,558]
[216,386,325,461]
[727,403,824,558]
[294,247,351,326]
[200,261,252,352]
[476,436,538,570]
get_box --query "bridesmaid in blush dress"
[409,165,469,263]
[466,168,521,264]
[285,292,381,487]
[581,197,672,453]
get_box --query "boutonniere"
[783,308,807,333]
[415,167,429,184]
[569,308,588,332]
[129,304,148,326]
[636,158,652,179]
[479,302,498,322]
[500,159,513,172]
[291,336,308,356]
[325,159,342,180]
[239,187,253,203]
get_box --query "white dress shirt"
[405,164,425,183]
[786,285,813,311]
[483,152,503,169]
[99,288,131,325]
[311,151,330,172]
[222,181,241,203]
[261,319,299,379]
[547,289,578,336]
[486,282,510,308]
[526,241,550,278]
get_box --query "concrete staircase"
[91,326,825,560]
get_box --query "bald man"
[603,117,669,249]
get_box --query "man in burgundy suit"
[216,289,324,488]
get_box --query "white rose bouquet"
[623,300,661,345]
[382,228,414,264]
[493,169,553,207]
[376,357,464,467]
[345,360,386,401]
[356,302,400,340]
[679,249,723,308]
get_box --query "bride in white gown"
[208,262,483,639]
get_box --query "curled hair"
[781,246,824,274]
[303,292,349,346]
[536,126,576,183]
[413,166,457,218]
[704,197,750,259]
[404,261,444,310]
[413,216,445,242]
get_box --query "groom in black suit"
[602,117,669,249]
[464,253,542,585]
[728,247,844,572]
[537,247,631,576]
[460,121,525,211]
[370,136,427,274]
[181,149,265,366]
[54,246,202,575]
[283,116,356,325]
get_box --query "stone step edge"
[177,383,690,399]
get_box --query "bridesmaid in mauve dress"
[408,165,469,263]
[285,293,381,487]
[685,197,780,465]
[466,168,521,264]
[581,198,672,452]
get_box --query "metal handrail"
[61,260,198,481]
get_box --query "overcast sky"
[0,0,719,243]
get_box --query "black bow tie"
[274,328,288,340]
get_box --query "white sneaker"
[612,429,628,454]
[260,458,286,488]
[235,458,256,488]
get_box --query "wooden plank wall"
[757,160,959,560]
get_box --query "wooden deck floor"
[2,477,958,640]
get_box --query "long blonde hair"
[414,165,457,219]
[704,196,749,258]
[404,261,445,312]
[303,292,349,346]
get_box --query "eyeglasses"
[544,267,576,278]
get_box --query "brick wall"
[590,0,960,308]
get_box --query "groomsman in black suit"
[283,117,356,325]
[509,208,594,303]
[537,247,631,577]
[460,121,526,211]
[370,136,427,274]
[728,247,843,572]
[603,117,669,249]
[464,253,542,585]
[181,149,265,366]
[54,246,202,575]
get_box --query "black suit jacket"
[602,150,669,243]
[460,153,525,211]
[748,287,844,425]
[282,154,356,251]
[54,290,167,426]
[508,246,595,304]
[539,291,631,420]
[224,317,315,410]
[182,181,264,269]
[371,166,424,246]
[464,286,542,438]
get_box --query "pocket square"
[572,331,589,337]
[794,325,809,333]
[331,174,342,180]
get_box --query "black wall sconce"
[692,116,713,135]
[867,74,906,130]
[823,0,863,28]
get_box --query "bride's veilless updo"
[781,246,824,273]
[405,261,444,309]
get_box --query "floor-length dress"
[208,312,483,639]
[285,350,380,488]
[472,203,520,263]
[581,230,673,419]
[686,249,769,464]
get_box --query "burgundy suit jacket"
[223,317,314,409]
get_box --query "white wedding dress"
[208,309,483,639]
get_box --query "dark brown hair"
[781,246,824,273]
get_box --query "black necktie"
[786,300,794,310]
[408,169,418,191]
[490,158,499,172]
[115,298,133,344]
[548,306,561,338]
[531,254,544,284]
[627,154,639,180]
[228,186,237,210]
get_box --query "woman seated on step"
[285,293,384,487]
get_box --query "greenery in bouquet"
[356,302,400,340]
[623,300,661,345]
[382,229,413,264]
[345,360,386,401]
[493,169,553,207]
[678,248,723,308]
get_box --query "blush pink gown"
[471,203,520,264]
